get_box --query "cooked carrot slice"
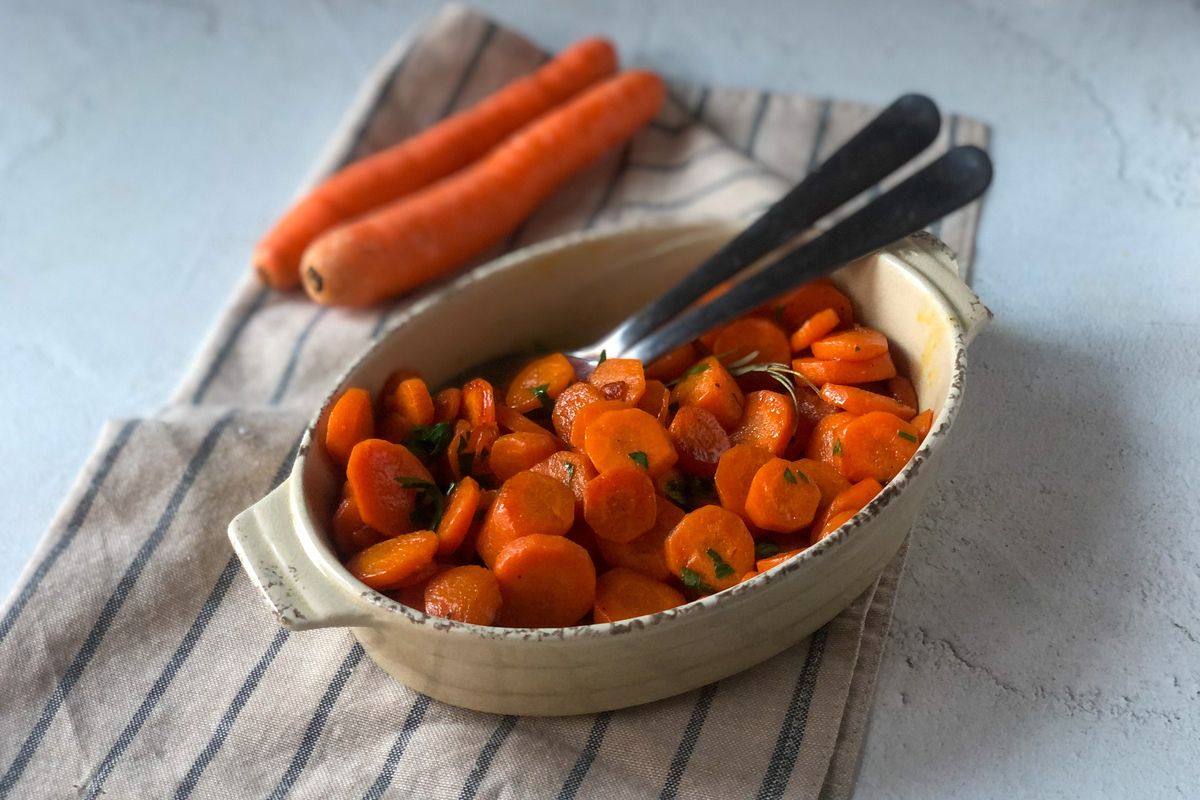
[637,379,671,424]
[775,279,854,329]
[488,432,560,482]
[584,407,678,477]
[886,376,918,411]
[805,412,857,475]
[912,409,934,440]
[810,328,889,362]
[792,457,851,513]
[583,466,656,542]
[506,353,576,414]
[332,503,387,559]
[530,450,597,510]
[385,566,443,612]
[447,422,499,481]
[424,565,502,625]
[462,377,497,427]
[496,403,550,435]
[645,342,697,382]
[392,377,435,426]
[755,548,805,573]
[829,477,883,518]
[712,317,791,365]
[819,383,916,420]
[814,509,857,541]
[346,439,435,536]
[494,534,596,627]
[596,495,682,582]
[795,385,839,425]
[326,388,375,466]
[744,458,821,533]
[793,352,896,386]
[664,505,755,592]
[594,567,686,622]
[435,476,482,558]
[476,470,575,567]
[838,411,920,482]
[670,356,745,430]
[729,390,796,456]
[789,307,840,352]
[588,357,647,404]
[345,531,439,590]
[380,369,421,411]
[568,398,629,450]
[433,387,462,422]
[669,405,730,476]
[738,570,758,583]
[713,444,775,520]
[376,411,411,445]
[567,520,605,567]
[552,382,605,441]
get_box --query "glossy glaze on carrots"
[325,278,933,627]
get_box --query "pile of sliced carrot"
[254,36,666,308]
[324,277,935,627]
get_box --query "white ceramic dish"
[229,219,990,716]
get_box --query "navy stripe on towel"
[458,715,519,800]
[755,628,830,800]
[659,682,720,800]
[362,695,433,800]
[557,711,612,800]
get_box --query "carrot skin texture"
[435,476,482,558]
[819,383,916,420]
[325,388,375,466]
[793,353,897,385]
[302,71,666,307]
[346,531,439,590]
[789,308,841,352]
[254,37,618,289]
[811,328,889,362]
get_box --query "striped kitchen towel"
[0,6,988,799]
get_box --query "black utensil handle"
[599,93,941,356]
[625,145,993,364]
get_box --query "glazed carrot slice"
[729,390,796,456]
[838,411,920,482]
[774,279,855,330]
[738,570,759,584]
[303,71,666,307]
[255,37,617,289]
[345,531,439,590]
[828,477,883,518]
[712,317,791,365]
[424,565,503,626]
[496,404,549,435]
[494,534,597,627]
[376,411,412,445]
[489,431,561,482]
[755,548,805,573]
[912,409,934,440]
[583,465,657,542]
[568,398,629,451]
[596,495,683,582]
[805,412,857,475]
[671,356,745,430]
[530,450,597,510]
[392,377,435,426]
[792,457,851,513]
[584,407,678,477]
[789,308,840,352]
[594,567,686,622]
[588,358,647,404]
[435,476,482,558]
[793,352,897,385]
[819,383,916,420]
[552,382,605,441]
[506,353,576,414]
[380,368,421,411]
[814,509,857,541]
[567,519,605,567]
[795,385,839,425]
[325,388,375,466]
[886,376,918,411]
[462,378,497,427]
[744,458,821,533]
[433,387,462,423]
[332,494,364,541]
[669,405,730,476]
[447,422,499,481]
[645,342,697,382]
[331,498,387,558]
[664,505,755,593]
[637,379,671,425]
[713,444,775,519]
[810,328,889,362]
[346,439,435,536]
[476,470,575,567]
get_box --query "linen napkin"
[0,6,989,798]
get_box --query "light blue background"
[3,1,1198,796]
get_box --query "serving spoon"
[456,95,990,382]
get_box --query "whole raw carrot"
[254,37,618,289]
[302,70,666,306]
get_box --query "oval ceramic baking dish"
[229,219,991,716]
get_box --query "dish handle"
[899,232,993,345]
[229,479,372,631]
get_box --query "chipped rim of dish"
[289,219,970,641]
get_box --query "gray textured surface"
[2,1,1198,797]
